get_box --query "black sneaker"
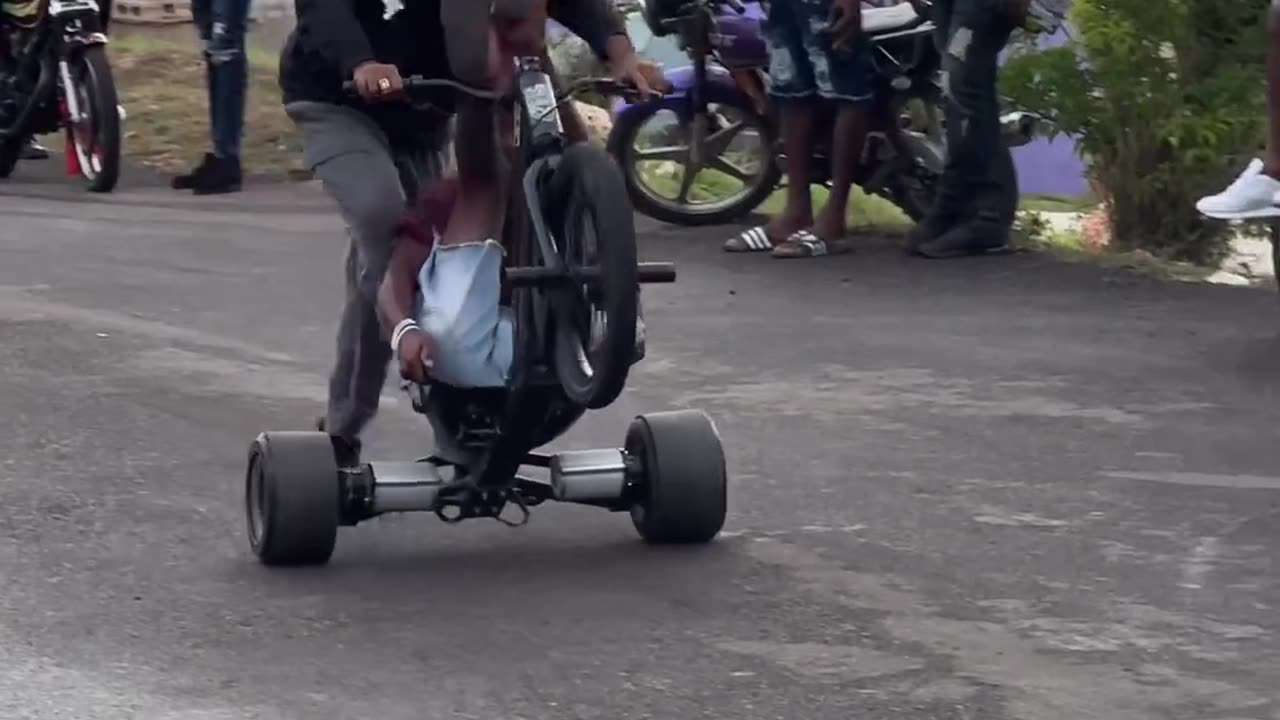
[904,210,957,256]
[191,155,242,195]
[19,138,49,160]
[172,153,216,190]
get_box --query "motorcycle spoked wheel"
[63,46,121,193]
[609,93,782,227]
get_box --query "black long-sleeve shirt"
[279,0,625,145]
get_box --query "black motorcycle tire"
[547,143,638,411]
[66,46,121,193]
[608,93,782,227]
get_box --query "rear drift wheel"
[626,409,728,544]
[245,431,341,566]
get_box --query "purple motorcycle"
[607,0,1036,227]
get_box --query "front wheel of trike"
[547,143,639,411]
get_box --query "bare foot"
[810,204,848,246]
[764,210,812,244]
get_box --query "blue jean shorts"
[764,0,873,102]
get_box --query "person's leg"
[437,0,544,249]
[905,0,963,250]
[800,0,874,253]
[914,0,1016,258]
[724,0,818,252]
[172,0,218,189]
[192,0,250,194]
[287,102,422,460]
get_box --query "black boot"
[915,218,1013,259]
[904,208,958,256]
[191,154,242,195]
[172,153,216,190]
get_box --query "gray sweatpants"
[286,101,447,442]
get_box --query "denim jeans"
[931,0,1018,227]
[192,0,250,158]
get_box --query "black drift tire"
[548,143,638,410]
[66,46,121,193]
[626,409,728,544]
[245,431,340,567]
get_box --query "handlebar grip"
[722,0,746,14]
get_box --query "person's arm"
[294,0,376,79]
[549,0,628,61]
[376,239,429,339]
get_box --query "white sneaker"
[1196,158,1280,219]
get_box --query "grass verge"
[1013,212,1212,283]
[638,164,913,230]
[41,34,304,178]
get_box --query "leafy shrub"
[1001,0,1268,265]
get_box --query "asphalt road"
[2,164,1280,720]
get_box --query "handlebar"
[341,74,656,105]
[340,76,506,101]
[658,0,746,33]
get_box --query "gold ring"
[377,77,392,93]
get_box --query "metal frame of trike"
[326,58,683,529]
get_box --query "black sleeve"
[550,0,628,60]
[294,0,376,78]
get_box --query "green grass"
[638,164,912,230]
[1013,211,1212,283]
[1019,192,1099,214]
[47,34,305,177]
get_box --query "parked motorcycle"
[608,0,1039,227]
[0,0,121,192]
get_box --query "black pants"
[932,0,1018,228]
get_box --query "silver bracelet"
[390,318,420,352]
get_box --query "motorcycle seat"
[863,3,923,35]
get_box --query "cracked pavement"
[1,168,1279,719]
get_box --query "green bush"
[1001,0,1268,265]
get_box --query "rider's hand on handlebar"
[352,62,405,102]
[604,36,664,97]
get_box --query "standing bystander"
[171,0,252,194]
[905,0,1066,258]
[1197,0,1280,219]
[722,0,874,259]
